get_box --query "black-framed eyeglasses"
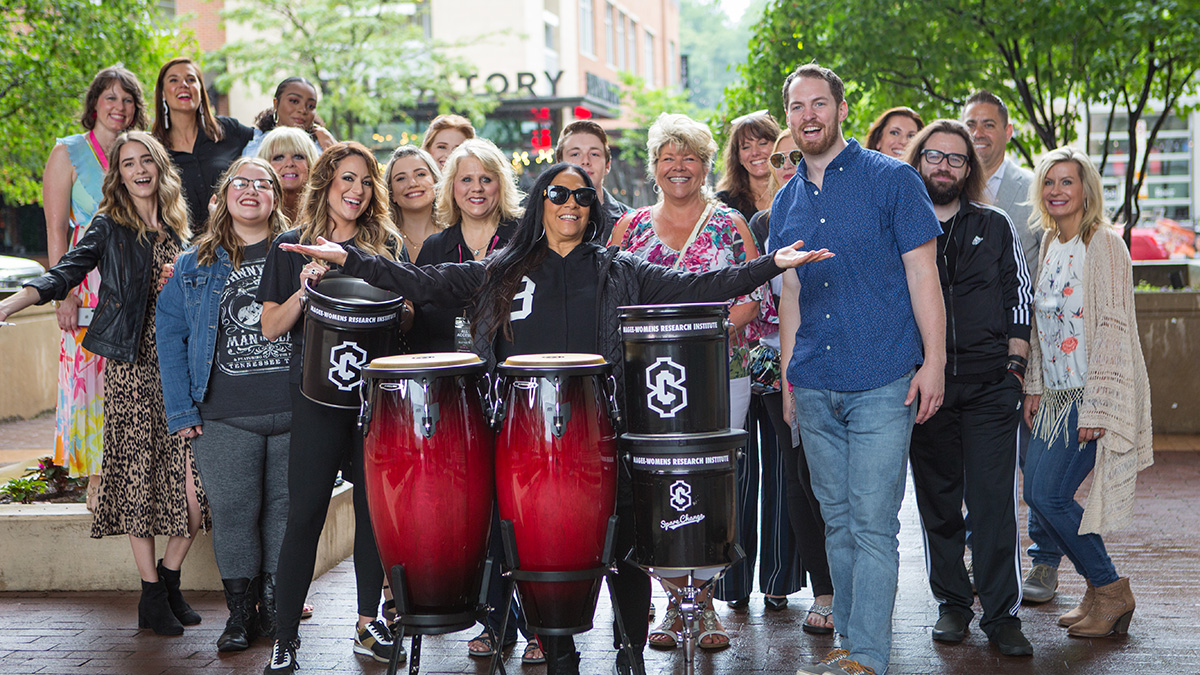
[769,150,803,169]
[228,176,275,191]
[544,185,597,207]
[920,149,968,168]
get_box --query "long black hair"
[474,162,603,342]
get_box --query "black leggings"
[766,391,833,597]
[275,384,384,643]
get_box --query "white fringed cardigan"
[1025,225,1153,535]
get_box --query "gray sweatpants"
[191,412,291,579]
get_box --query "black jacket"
[341,243,782,396]
[25,214,182,362]
[938,199,1033,380]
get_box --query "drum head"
[365,352,485,379]
[498,353,608,377]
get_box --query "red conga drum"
[495,353,618,634]
[361,353,494,632]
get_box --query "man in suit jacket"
[963,90,1063,606]
[963,91,1039,276]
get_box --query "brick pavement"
[2,449,1198,674]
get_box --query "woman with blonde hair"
[610,112,762,650]
[412,137,523,353]
[257,126,318,222]
[1022,146,1152,639]
[1,131,205,636]
[421,113,476,168]
[384,144,443,262]
[157,157,294,652]
[258,141,404,673]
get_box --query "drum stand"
[489,515,646,675]
[385,559,497,675]
[640,545,743,675]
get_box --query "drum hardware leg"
[602,516,647,675]
[386,564,409,675]
[488,524,521,675]
[407,634,422,675]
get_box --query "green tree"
[0,0,185,205]
[216,0,496,142]
[613,72,708,179]
[680,0,765,111]
[725,0,1200,231]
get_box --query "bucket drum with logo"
[300,273,405,408]
[618,303,730,435]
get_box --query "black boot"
[157,559,202,626]
[544,640,581,675]
[258,572,278,639]
[138,579,184,635]
[615,648,646,675]
[218,578,259,652]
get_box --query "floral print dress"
[617,204,762,379]
[1034,234,1088,389]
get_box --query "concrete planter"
[0,483,355,591]
[1135,290,1200,434]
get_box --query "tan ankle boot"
[1057,580,1095,627]
[1067,577,1135,637]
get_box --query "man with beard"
[903,119,1033,657]
[964,90,1062,605]
[772,63,945,675]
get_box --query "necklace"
[463,224,497,258]
[399,229,423,253]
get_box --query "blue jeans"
[792,370,917,675]
[1018,421,1064,568]
[1022,398,1118,586]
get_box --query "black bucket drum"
[301,273,405,409]
[624,429,745,577]
[619,303,730,435]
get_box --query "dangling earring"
[162,99,170,130]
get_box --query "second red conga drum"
[495,353,618,633]
[361,353,494,631]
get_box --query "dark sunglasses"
[228,176,275,191]
[769,150,803,169]
[920,149,969,168]
[544,185,597,207]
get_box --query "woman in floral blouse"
[1022,146,1152,641]
[610,112,761,651]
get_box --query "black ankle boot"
[545,648,581,675]
[258,572,278,639]
[157,559,202,626]
[615,648,646,675]
[138,579,184,635]
[218,578,258,652]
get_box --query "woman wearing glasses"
[157,157,294,652]
[279,162,832,675]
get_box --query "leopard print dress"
[91,234,209,538]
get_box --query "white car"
[0,255,46,293]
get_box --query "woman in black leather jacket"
[1,131,207,637]
[280,163,831,675]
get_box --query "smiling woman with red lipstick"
[152,57,255,234]
[715,110,781,221]
[156,157,293,652]
[256,126,318,222]
[256,140,404,673]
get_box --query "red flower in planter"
[1061,337,1078,354]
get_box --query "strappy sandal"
[301,602,314,619]
[467,630,517,658]
[802,600,835,635]
[521,638,545,664]
[697,608,730,650]
[648,606,682,649]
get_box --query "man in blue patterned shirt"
[770,63,945,675]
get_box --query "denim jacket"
[155,245,234,434]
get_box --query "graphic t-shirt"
[199,240,292,419]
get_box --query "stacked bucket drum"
[618,302,745,675]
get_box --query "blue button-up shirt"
[769,140,941,392]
